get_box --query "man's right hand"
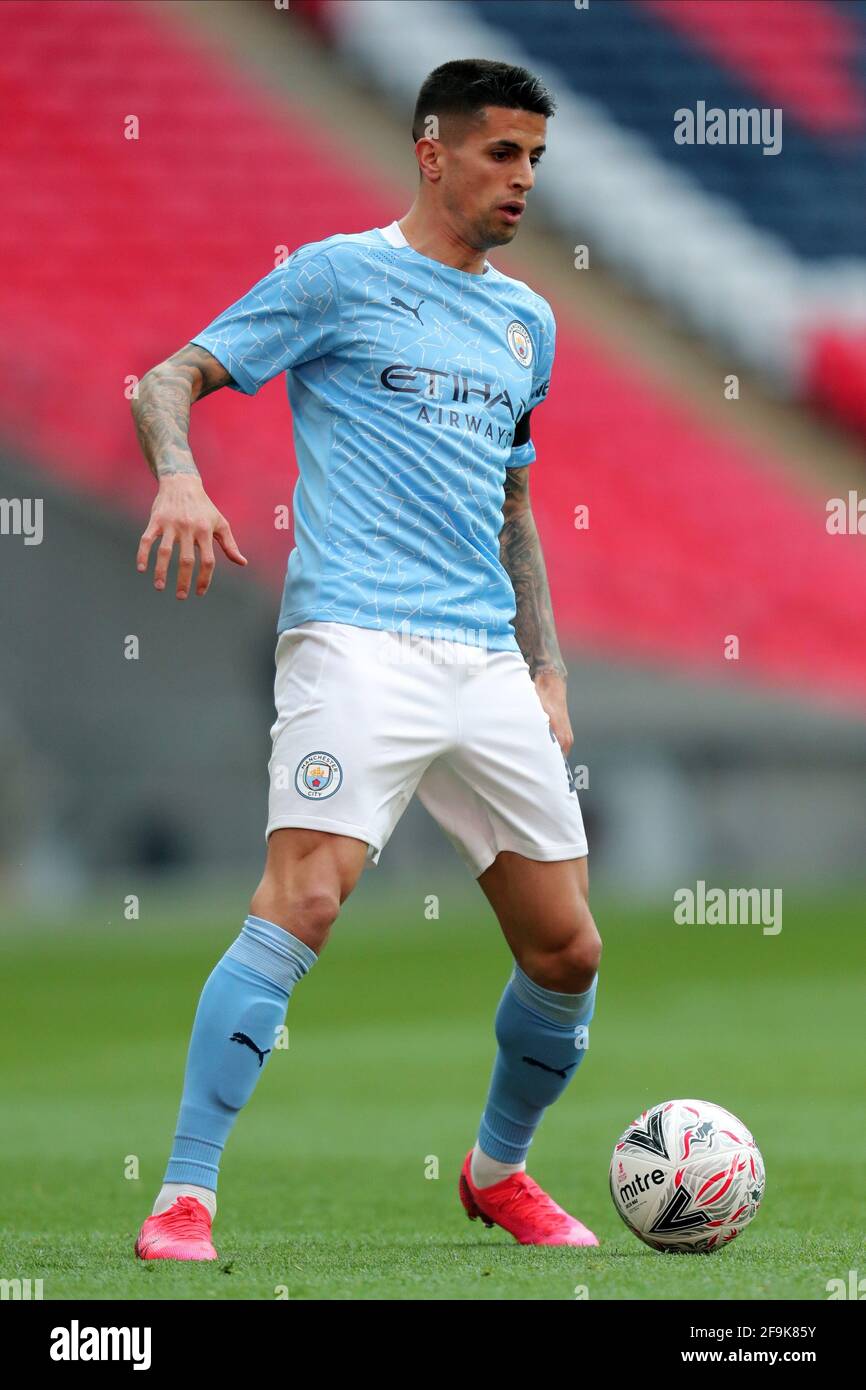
[137,474,248,599]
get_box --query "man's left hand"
[533,669,573,757]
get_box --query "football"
[610,1099,765,1253]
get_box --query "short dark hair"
[412,58,555,144]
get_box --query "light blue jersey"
[191,221,555,650]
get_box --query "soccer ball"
[610,1098,765,1253]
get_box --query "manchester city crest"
[506,319,534,368]
[295,751,343,799]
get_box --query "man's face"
[437,106,547,252]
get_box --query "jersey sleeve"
[509,302,556,467]
[190,250,341,396]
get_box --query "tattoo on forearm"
[131,344,231,481]
[500,466,568,681]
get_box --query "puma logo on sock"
[522,1055,578,1080]
[229,1031,271,1067]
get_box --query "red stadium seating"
[642,0,865,136]
[3,0,866,709]
[807,328,866,438]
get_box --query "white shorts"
[266,621,588,877]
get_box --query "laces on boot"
[159,1196,211,1236]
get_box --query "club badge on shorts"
[506,319,534,368]
[295,751,343,799]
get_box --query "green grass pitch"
[2,885,863,1300]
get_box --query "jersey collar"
[379,220,490,275]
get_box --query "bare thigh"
[477,851,601,993]
[249,827,369,955]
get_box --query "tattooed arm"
[131,344,247,598]
[500,461,573,755]
[132,343,231,482]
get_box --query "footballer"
[131,58,602,1260]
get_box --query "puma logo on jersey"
[390,295,425,324]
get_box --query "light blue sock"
[163,915,317,1191]
[477,963,598,1165]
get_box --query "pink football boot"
[134,1195,218,1261]
[459,1149,599,1246]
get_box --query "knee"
[293,886,341,937]
[522,903,602,993]
[250,878,341,951]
